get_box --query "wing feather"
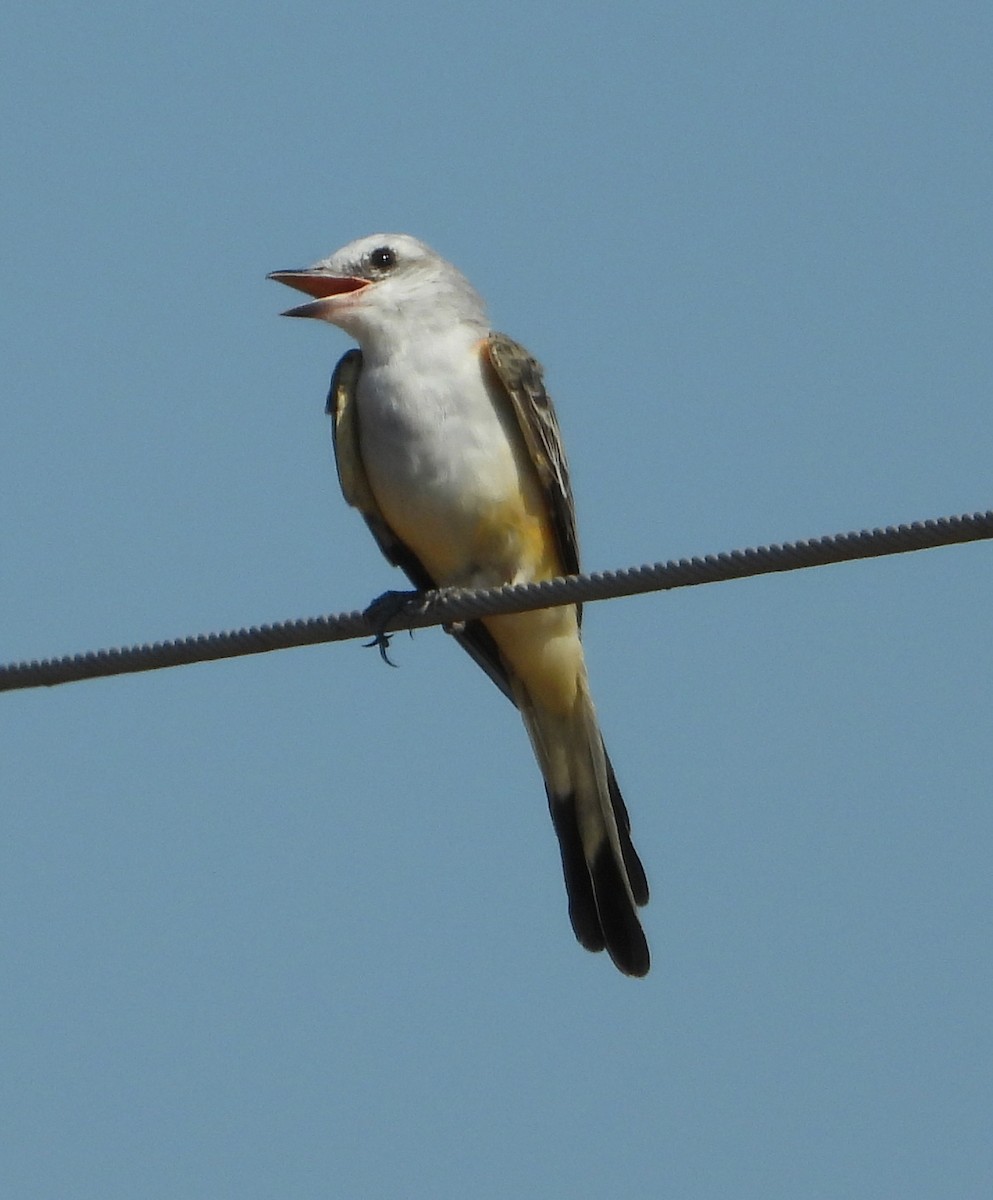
[482,333,581,592]
[327,350,434,591]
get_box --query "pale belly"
[355,349,584,713]
[356,357,557,589]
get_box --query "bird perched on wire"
[269,234,649,976]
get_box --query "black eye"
[369,246,397,271]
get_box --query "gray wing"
[326,350,434,591]
[483,332,581,588]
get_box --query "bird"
[269,234,650,976]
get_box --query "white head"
[268,233,489,349]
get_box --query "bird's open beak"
[267,269,370,318]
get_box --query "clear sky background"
[2,4,991,1197]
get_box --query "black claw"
[362,589,426,668]
[363,631,398,667]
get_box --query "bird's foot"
[362,589,426,667]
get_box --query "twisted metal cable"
[2,509,990,694]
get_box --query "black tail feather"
[547,783,650,978]
[590,841,650,978]
[547,790,605,952]
[604,751,650,907]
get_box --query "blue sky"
[2,4,991,1196]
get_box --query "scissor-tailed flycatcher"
[269,234,649,976]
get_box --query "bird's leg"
[362,589,427,667]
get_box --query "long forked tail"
[520,688,650,977]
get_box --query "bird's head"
[268,233,488,349]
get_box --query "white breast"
[355,331,523,574]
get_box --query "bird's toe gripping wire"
[361,589,427,667]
